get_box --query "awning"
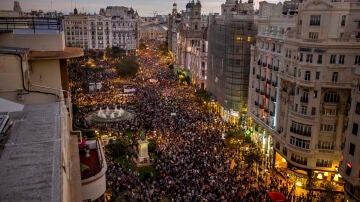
[267,192,287,202]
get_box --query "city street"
[69,41,341,202]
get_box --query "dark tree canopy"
[115,55,139,78]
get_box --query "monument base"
[133,156,152,167]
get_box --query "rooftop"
[0,102,62,201]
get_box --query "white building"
[64,6,139,53]
[106,6,139,55]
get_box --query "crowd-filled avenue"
[69,42,342,202]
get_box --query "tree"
[243,149,262,169]
[115,55,139,78]
[110,46,126,59]
[106,138,133,159]
[319,182,336,202]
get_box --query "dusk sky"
[0,0,268,16]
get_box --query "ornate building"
[106,6,139,55]
[175,0,208,89]
[64,6,139,53]
[248,0,360,194]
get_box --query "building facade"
[64,6,139,53]
[249,0,360,193]
[248,1,297,173]
[0,16,85,201]
[207,0,256,123]
[107,6,139,54]
[341,68,360,202]
[175,0,208,89]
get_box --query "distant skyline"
[0,0,280,16]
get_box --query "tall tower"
[189,0,201,32]
[13,1,22,13]
[172,2,177,15]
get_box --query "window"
[309,32,318,39]
[301,106,307,115]
[341,15,346,26]
[322,108,337,116]
[291,153,308,165]
[310,15,321,26]
[311,107,316,115]
[291,121,312,136]
[302,90,309,102]
[357,103,360,114]
[290,136,310,149]
[314,90,318,98]
[299,53,303,62]
[339,55,345,64]
[317,55,322,64]
[332,72,338,83]
[330,55,336,64]
[316,72,320,80]
[324,92,340,102]
[318,141,334,150]
[349,143,355,155]
[306,54,313,63]
[352,123,358,136]
[320,124,336,132]
[305,71,311,81]
[316,159,332,167]
[355,56,360,65]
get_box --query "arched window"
[324,92,340,103]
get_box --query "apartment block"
[248,0,360,193]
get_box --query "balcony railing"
[267,79,271,84]
[255,88,260,93]
[0,17,63,32]
[254,101,259,106]
[270,111,275,116]
[273,66,279,71]
[271,96,277,102]
[263,62,267,67]
[290,127,312,137]
[261,77,266,81]
[80,139,105,180]
[256,74,261,79]
[268,64,273,69]
[260,91,265,95]
[257,60,262,65]
[272,81,278,87]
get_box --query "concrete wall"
[0,32,65,51]
[30,59,62,92]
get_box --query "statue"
[133,128,152,167]
[140,129,146,141]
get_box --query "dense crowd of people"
[70,42,343,202]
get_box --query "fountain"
[86,105,134,123]
[110,112,115,119]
